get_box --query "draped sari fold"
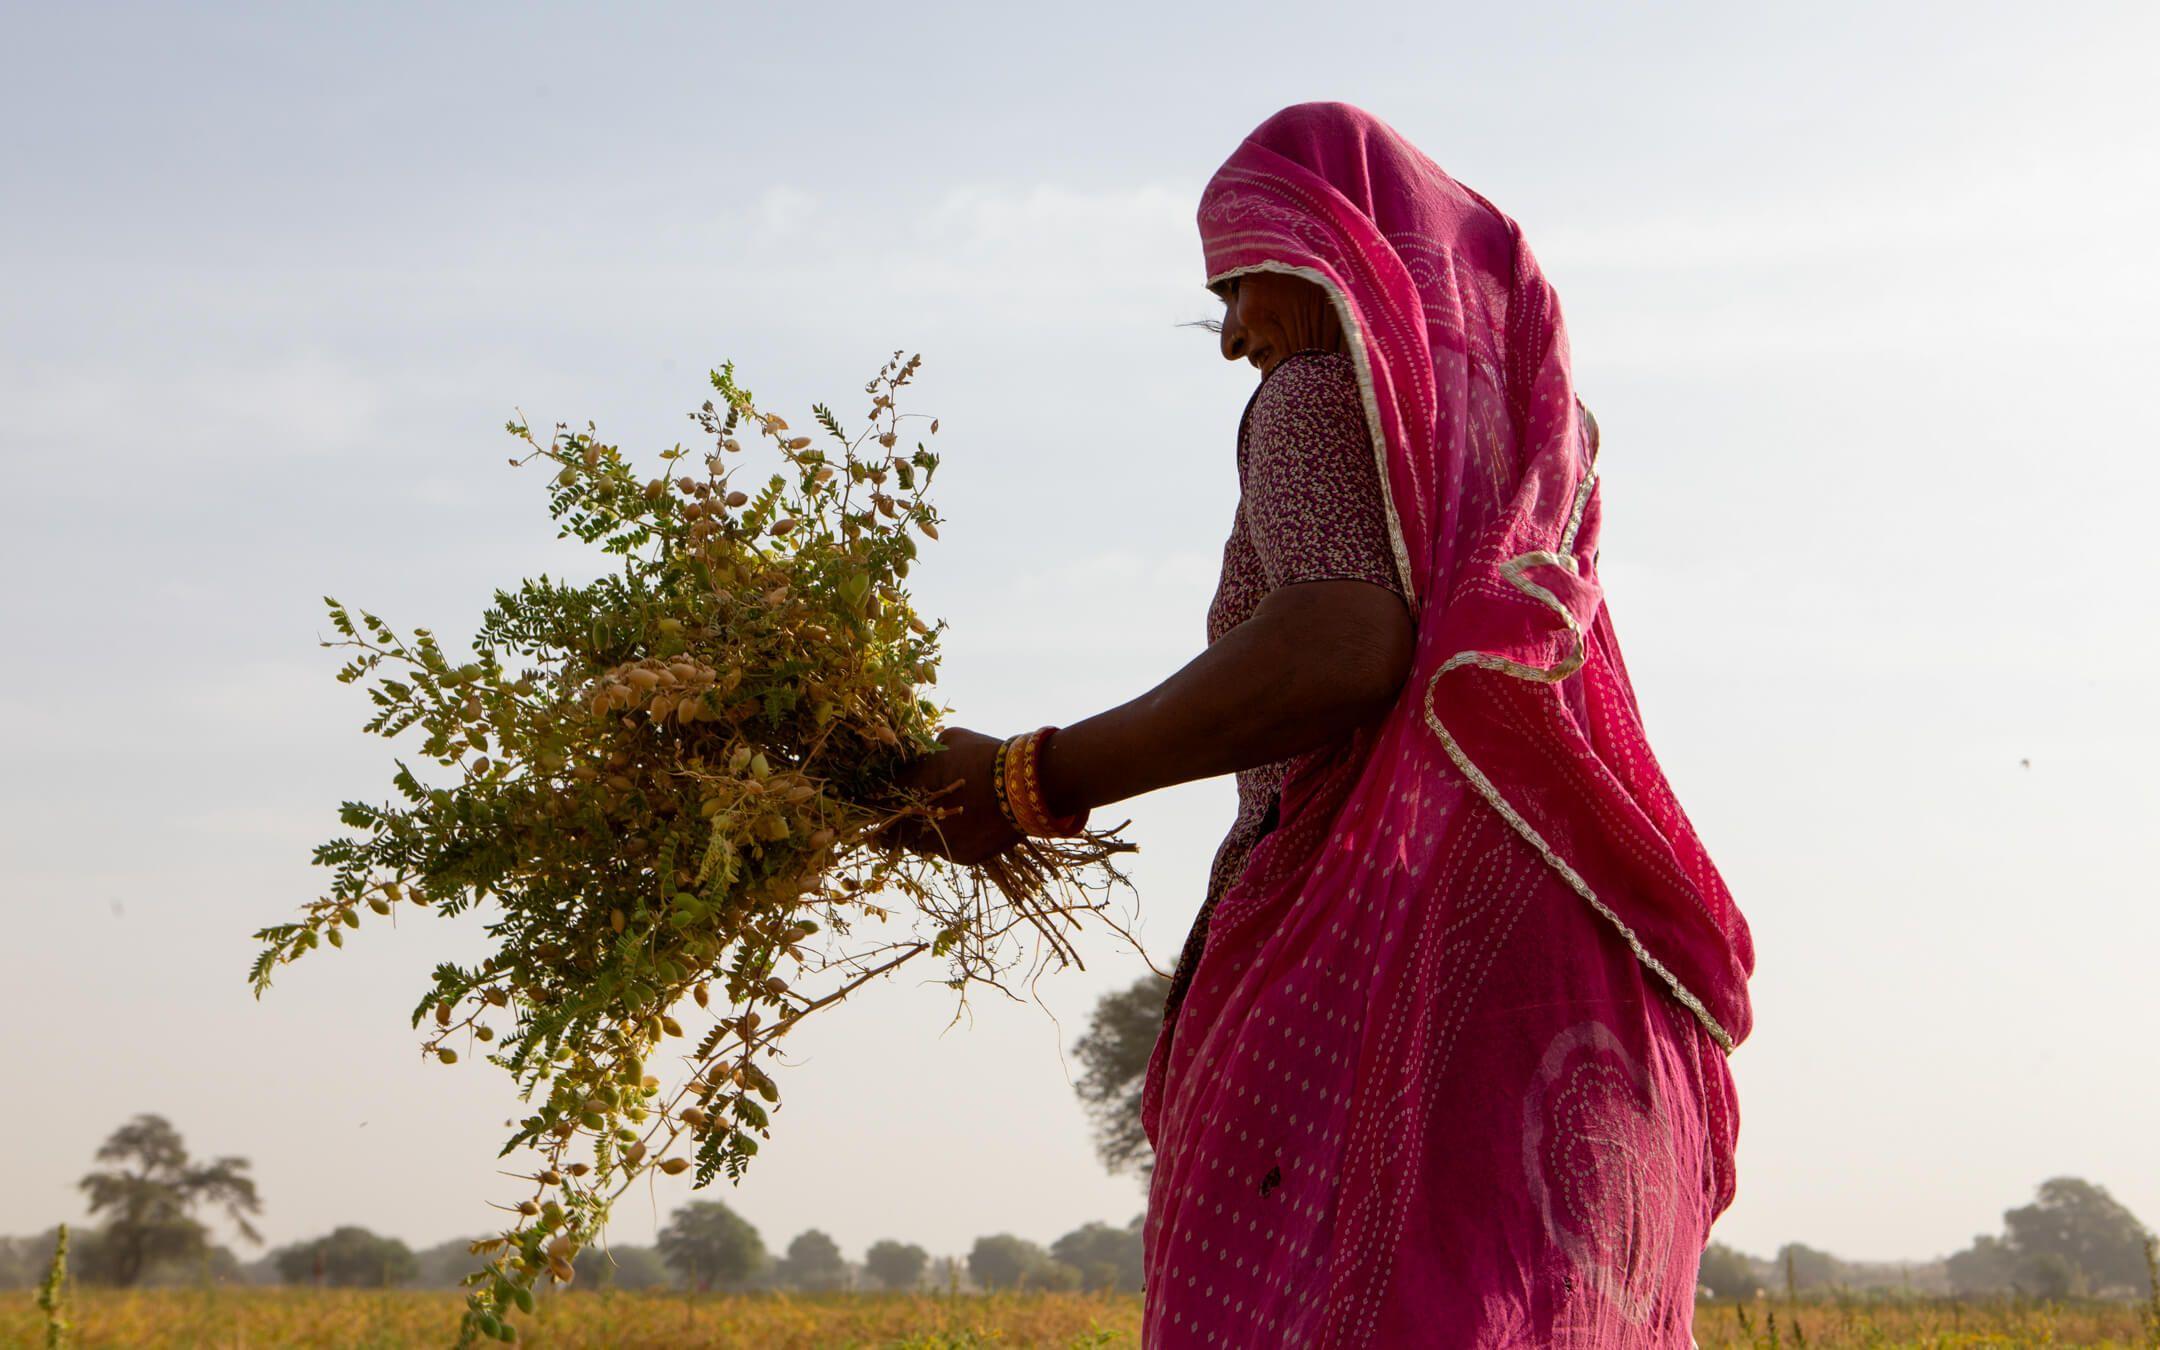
[1140,102,1754,1348]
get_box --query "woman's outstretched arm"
[890,578,1412,864]
[1044,578,1411,813]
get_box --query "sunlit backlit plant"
[250,352,1133,1345]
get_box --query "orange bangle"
[1006,726,1088,838]
[1000,731,1039,835]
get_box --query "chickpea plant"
[250,353,1133,1345]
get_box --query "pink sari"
[1140,103,1755,1347]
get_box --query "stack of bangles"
[991,726,1091,839]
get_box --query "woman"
[896,101,1754,1348]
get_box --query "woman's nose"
[1221,315,1246,363]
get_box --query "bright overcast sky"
[4,2,2156,1271]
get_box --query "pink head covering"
[1195,101,1753,1048]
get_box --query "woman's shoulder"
[1247,349,1365,447]
[1262,347,1356,390]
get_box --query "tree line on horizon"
[0,1203,1145,1298]
[0,1113,1143,1296]
[1698,1177,2156,1303]
[13,995,2155,1307]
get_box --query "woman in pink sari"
[898,101,1754,1347]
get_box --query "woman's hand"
[882,727,1021,865]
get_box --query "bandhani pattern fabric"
[1140,101,1755,1348]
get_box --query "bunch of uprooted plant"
[250,352,1134,1345]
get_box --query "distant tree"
[1945,1177,2153,1298]
[864,1240,929,1291]
[237,1248,283,1286]
[140,1243,243,1288]
[2019,1250,2081,1300]
[969,1234,1037,1291]
[571,1243,670,1291]
[1050,1219,1144,1293]
[2003,1177,2153,1295]
[927,1254,972,1293]
[774,1228,849,1292]
[0,1230,87,1291]
[408,1236,488,1288]
[0,1240,25,1290]
[271,1226,415,1287]
[968,1233,1079,1291]
[658,1201,765,1292]
[0,1234,48,1289]
[1774,1243,1843,1294]
[1947,1234,2019,1296]
[1698,1243,1760,1300]
[1033,1256,1082,1291]
[77,1114,262,1287]
[1073,974,1170,1180]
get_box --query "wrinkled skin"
[1211,269,1347,376]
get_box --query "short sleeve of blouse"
[1239,352,1404,597]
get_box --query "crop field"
[1693,1295,2153,1348]
[11,1290,2158,1348]
[9,1288,1140,1349]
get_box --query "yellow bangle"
[991,735,1026,835]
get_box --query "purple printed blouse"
[1172,349,1405,994]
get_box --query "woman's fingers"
[880,727,1021,863]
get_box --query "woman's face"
[1211,270,1344,377]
